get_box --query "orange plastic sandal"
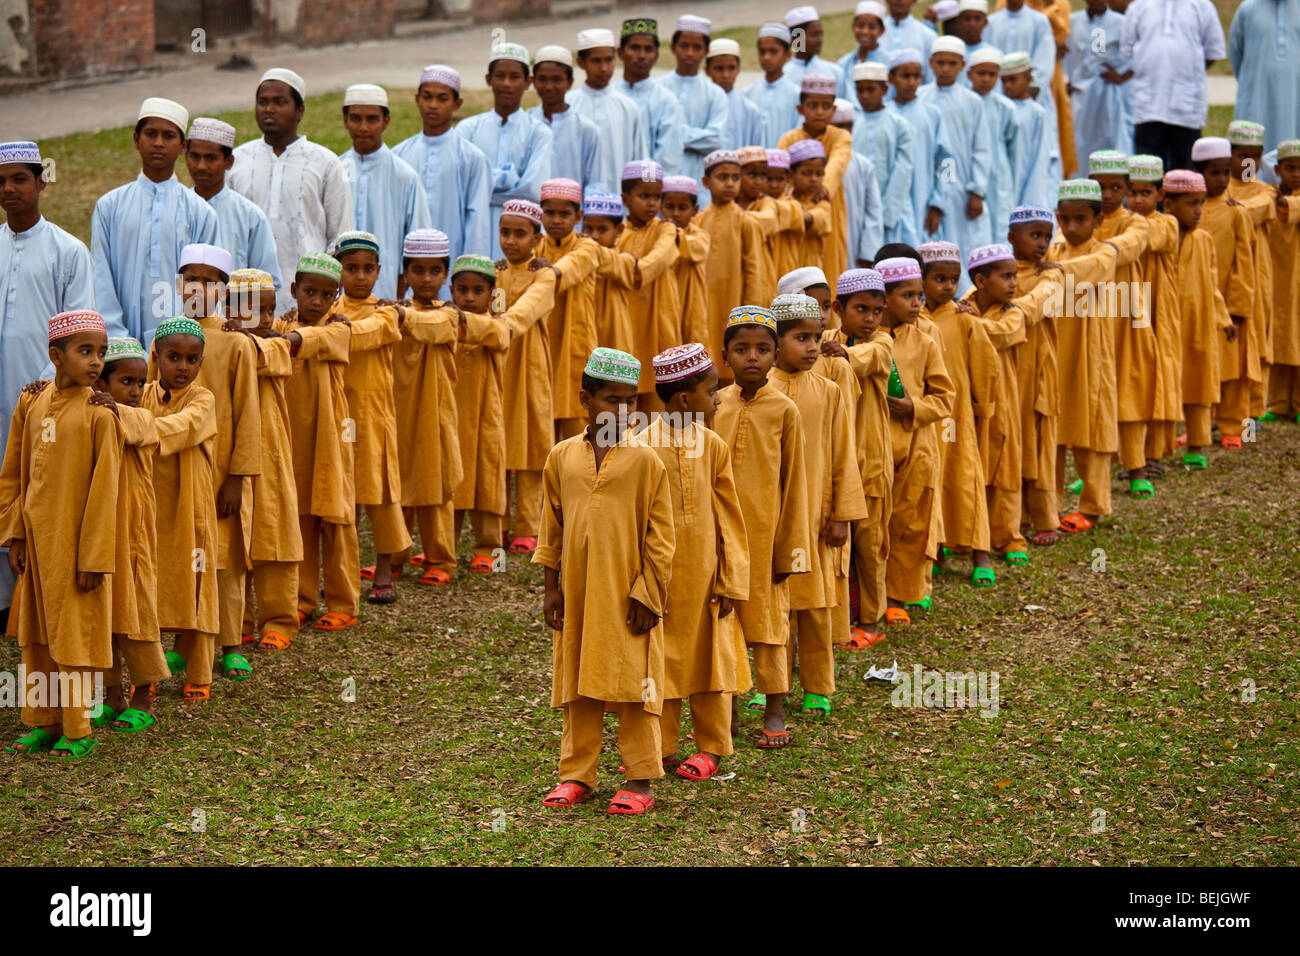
[259,630,292,652]
[608,790,655,815]
[884,607,910,626]
[836,627,885,650]
[314,612,358,631]
[360,565,376,580]
[756,727,793,749]
[181,682,210,701]
[1221,435,1242,450]
[128,682,158,703]
[468,555,494,574]
[542,782,591,807]
[297,611,311,626]
[410,552,427,566]
[1058,512,1094,533]
[420,567,451,586]
[1175,433,1188,447]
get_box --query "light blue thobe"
[852,107,915,245]
[658,72,727,200]
[721,87,767,151]
[529,105,606,192]
[987,5,1061,175]
[890,93,947,248]
[455,109,554,259]
[836,46,890,102]
[90,173,218,343]
[618,76,685,176]
[977,88,1023,242]
[566,83,647,191]
[879,13,936,83]
[392,128,493,276]
[741,75,804,148]
[338,145,432,299]
[1230,0,1300,153]
[201,186,283,293]
[917,82,992,265]
[783,54,844,89]
[1009,96,1056,209]
[843,151,884,265]
[1067,9,1134,165]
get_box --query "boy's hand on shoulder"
[279,306,299,324]
[286,330,303,350]
[86,391,119,418]
[966,193,984,220]
[529,257,552,271]
[76,571,104,593]
[7,540,25,575]
[626,598,658,635]
[21,379,50,395]
[1037,260,1064,274]
[494,257,508,271]
[543,586,565,631]
[326,312,350,325]
[824,519,848,549]
[820,340,848,359]
[954,299,977,315]
[712,595,735,619]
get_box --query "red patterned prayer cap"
[49,310,106,342]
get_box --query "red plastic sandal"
[411,552,427,566]
[676,753,719,781]
[607,790,655,815]
[836,627,885,650]
[508,536,537,554]
[1221,435,1242,450]
[1058,512,1094,533]
[360,565,376,580]
[468,555,494,574]
[542,782,591,807]
[420,567,451,586]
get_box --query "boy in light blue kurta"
[888,47,945,248]
[185,117,283,293]
[850,61,915,245]
[530,45,606,191]
[837,1,891,102]
[617,18,686,175]
[659,16,729,186]
[879,1,935,83]
[741,23,804,148]
[706,39,767,152]
[783,5,845,88]
[338,84,432,300]
[1067,0,1133,165]
[918,38,992,261]
[392,64,493,285]
[999,53,1055,209]
[91,97,218,343]
[1230,0,1300,154]
[833,101,885,266]
[455,43,555,260]
[569,28,647,191]
[969,47,1022,242]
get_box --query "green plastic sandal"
[1183,452,1208,470]
[221,651,252,681]
[89,703,119,728]
[1004,550,1029,565]
[801,692,831,716]
[5,727,58,754]
[111,709,156,733]
[746,693,767,713]
[164,650,187,676]
[972,566,996,587]
[1065,478,1083,494]
[47,736,99,760]
[905,594,933,612]
[1130,478,1155,498]
[1259,411,1279,422]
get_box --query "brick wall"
[471,0,548,25]
[31,0,154,79]
[297,0,395,46]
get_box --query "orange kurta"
[778,124,853,282]
[244,334,302,562]
[1014,261,1060,486]
[454,310,512,513]
[770,196,831,280]
[1268,195,1300,369]
[1178,227,1233,405]
[674,220,712,348]
[1095,208,1156,423]
[498,259,558,471]
[614,218,681,392]
[748,195,804,298]
[112,405,160,641]
[538,231,603,421]
[394,303,462,507]
[339,295,403,506]
[1138,212,1184,427]
[698,202,767,367]
[1202,194,1261,387]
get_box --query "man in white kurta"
[455,43,555,260]
[568,28,647,194]
[337,84,432,299]
[91,97,218,341]
[185,117,283,293]
[1230,0,1300,154]
[227,68,354,313]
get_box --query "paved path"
[6,0,1238,140]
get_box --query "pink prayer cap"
[662,175,699,196]
[766,149,791,170]
[800,73,837,97]
[788,139,826,165]
[1162,170,1207,194]
[836,268,884,296]
[501,199,543,226]
[918,241,961,264]
[875,257,922,283]
[49,310,106,342]
[966,243,1014,271]
[540,178,583,204]
[654,343,713,382]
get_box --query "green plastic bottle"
[887,359,905,399]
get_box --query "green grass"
[3,424,1297,865]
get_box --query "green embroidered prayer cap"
[106,337,148,362]
[1127,154,1163,182]
[1088,149,1129,176]
[1058,179,1102,204]
[584,347,641,385]
[296,251,342,282]
[153,316,205,342]
[450,254,497,280]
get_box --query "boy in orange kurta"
[1265,142,1300,421]
[224,269,306,651]
[778,74,852,282]
[697,151,767,368]
[661,177,712,352]
[538,180,603,441]
[1192,139,1259,446]
[827,269,895,644]
[1,311,121,758]
[277,253,359,633]
[1124,159,1183,469]
[497,200,558,555]
[582,192,635,353]
[875,257,955,621]
[714,306,810,750]
[92,337,170,730]
[1226,123,1276,420]
[919,242,997,584]
[332,232,412,604]
[772,140,832,280]
[770,294,866,717]
[448,254,512,572]
[143,318,220,701]
[616,162,681,405]
[176,245,261,678]
[535,347,675,816]
[638,344,748,781]
[1161,171,1234,470]
[738,146,796,301]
